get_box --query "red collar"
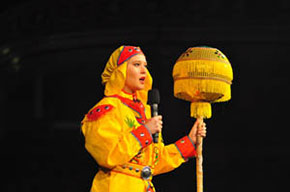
[107,94,147,125]
[121,89,138,101]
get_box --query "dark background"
[1,0,289,192]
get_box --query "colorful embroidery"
[108,95,147,125]
[125,117,138,129]
[152,145,159,167]
[175,136,196,160]
[214,49,225,59]
[181,48,193,58]
[130,150,143,164]
[131,125,153,148]
[145,180,155,192]
[86,104,113,121]
[117,46,144,66]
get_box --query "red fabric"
[146,186,154,192]
[117,46,144,66]
[86,105,114,121]
[108,94,147,125]
[131,125,153,148]
[145,180,155,192]
[175,136,196,159]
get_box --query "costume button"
[181,140,185,143]
[140,133,145,137]
[145,140,149,145]
[135,168,140,172]
[141,166,152,180]
[96,108,101,112]
[129,166,133,170]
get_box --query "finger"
[157,125,162,132]
[199,124,206,130]
[156,122,163,129]
[158,122,163,128]
[197,129,206,134]
[198,132,206,137]
[192,120,199,130]
[199,122,205,128]
[153,116,162,121]
[196,118,202,126]
[198,129,206,135]
[196,121,202,129]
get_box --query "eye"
[133,63,140,67]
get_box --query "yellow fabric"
[190,102,212,119]
[81,91,186,192]
[83,46,185,192]
[172,46,233,118]
[101,46,152,104]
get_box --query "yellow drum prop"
[172,46,233,192]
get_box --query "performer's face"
[124,54,147,93]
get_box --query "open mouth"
[139,77,145,84]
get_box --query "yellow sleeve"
[81,101,153,169]
[143,104,196,175]
[153,134,196,176]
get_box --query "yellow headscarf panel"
[101,45,153,103]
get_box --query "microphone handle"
[152,104,159,143]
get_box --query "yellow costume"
[81,46,196,192]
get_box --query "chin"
[136,85,145,91]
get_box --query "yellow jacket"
[81,91,196,192]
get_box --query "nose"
[140,64,147,74]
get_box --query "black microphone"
[147,89,160,143]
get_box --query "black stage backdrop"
[1,1,289,192]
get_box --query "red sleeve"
[131,125,153,148]
[175,136,196,160]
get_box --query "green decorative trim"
[125,117,138,129]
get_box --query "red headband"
[117,46,144,66]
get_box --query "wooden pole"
[196,117,204,192]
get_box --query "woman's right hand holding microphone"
[145,115,163,134]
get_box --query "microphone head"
[147,89,160,104]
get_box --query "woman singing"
[81,45,206,192]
